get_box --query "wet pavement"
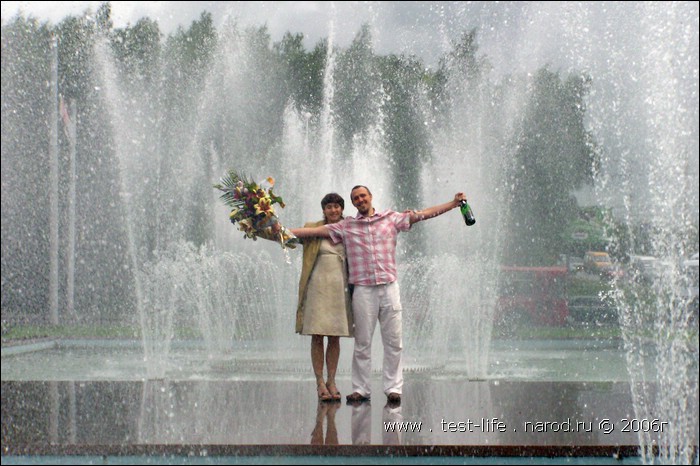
[2,377,656,458]
[2,338,697,461]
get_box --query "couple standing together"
[291,185,467,404]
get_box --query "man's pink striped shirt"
[325,210,412,286]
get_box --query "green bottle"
[459,199,476,226]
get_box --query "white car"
[628,254,658,281]
[681,252,699,300]
[568,256,584,273]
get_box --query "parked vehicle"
[584,251,623,278]
[568,294,616,324]
[567,256,584,273]
[681,252,699,301]
[496,266,569,328]
[682,252,699,268]
[627,254,658,282]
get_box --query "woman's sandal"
[317,382,333,401]
[326,382,341,401]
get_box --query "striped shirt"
[325,210,412,286]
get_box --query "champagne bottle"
[459,199,476,226]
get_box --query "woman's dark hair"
[321,192,345,210]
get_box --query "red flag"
[59,95,72,141]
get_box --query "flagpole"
[49,34,59,325]
[66,99,77,319]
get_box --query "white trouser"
[351,403,371,445]
[382,403,403,445]
[351,282,403,397]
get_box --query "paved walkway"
[2,377,659,458]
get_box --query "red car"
[496,266,569,327]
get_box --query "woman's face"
[323,202,343,223]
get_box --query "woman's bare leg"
[312,335,330,399]
[325,336,341,399]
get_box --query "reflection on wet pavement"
[3,377,675,452]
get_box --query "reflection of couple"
[311,398,404,445]
[293,186,467,404]
[349,400,404,446]
[310,401,339,445]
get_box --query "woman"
[296,193,353,401]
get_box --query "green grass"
[2,324,141,341]
[1,324,238,343]
[4,322,621,342]
[5,321,693,344]
[493,324,622,340]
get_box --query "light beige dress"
[301,239,353,336]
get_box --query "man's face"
[351,187,373,215]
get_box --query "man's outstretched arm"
[409,192,466,225]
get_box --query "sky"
[3,2,698,72]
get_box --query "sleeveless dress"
[301,239,353,336]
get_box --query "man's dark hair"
[350,185,372,196]
[321,192,345,210]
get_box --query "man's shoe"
[387,392,401,404]
[346,392,370,403]
[385,400,401,409]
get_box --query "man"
[291,185,467,404]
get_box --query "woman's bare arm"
[290,225,332,238]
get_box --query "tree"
[56,10,136,322]
[274,32,325,116]
[159,12,218,249]
[1,16,53,323]
[430,29,489,130]
[110,17,162,86]
[334,24,381,152]
[377,54,431,209]
[505,68,600,265]
[108,18,164,258]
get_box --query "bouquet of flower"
[214,170,299,249]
